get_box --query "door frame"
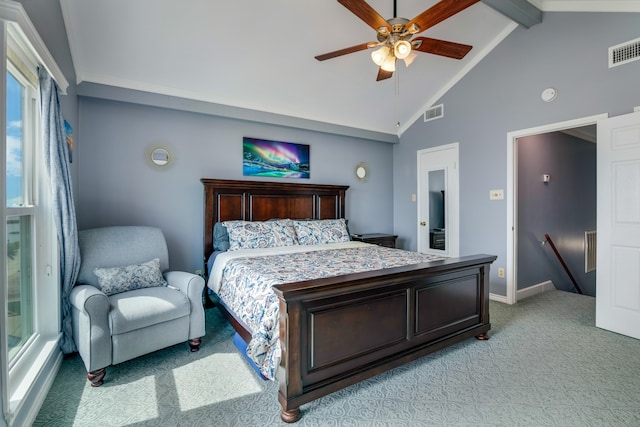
[504,114,607,305]
[416,142,459,257]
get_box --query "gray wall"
[394,12,640,296]
[76,98,395,273]
[517,132,596,296]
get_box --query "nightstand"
[351,233,397,248]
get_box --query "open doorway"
[505,114,607,304]
[517,126,596,297]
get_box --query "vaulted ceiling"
[59,0,639,140]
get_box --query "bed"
[202,178,496,423]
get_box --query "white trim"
[506,114,608,305]
[532,0,640,12]
[517,281,556,300]
[490,292,509,304]
[7,336,59,421]
[1,20,9,425]
[17,346,61,427]
[0,0,68,93]
[399,22,518,136]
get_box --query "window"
[6,62,36,364]
[2,20,61,421]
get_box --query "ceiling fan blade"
[406,0,480,34]
[338,0,391,32]
[376,67,393,81]
[412,37,472,60]
[315,42,371,61]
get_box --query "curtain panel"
[38,67,80,354]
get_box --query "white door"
[596,111,640,340]
[417,143,459,257]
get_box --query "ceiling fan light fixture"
[377,26,390,36]
[381,54,396,72]
[407,23,421,34]
[371,46,390,66]
[394,40,412,59]
[403,51,418,67]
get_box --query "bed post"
[277,296,303,423]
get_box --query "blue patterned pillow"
[93,258,167,296]
[224,219,298,251]
[293,219,350,245]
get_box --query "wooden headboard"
[201,179,349,262]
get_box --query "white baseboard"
[490,293,509,304]
[23,350,62,427]
[517,280,556,300]
[11,339,63,427]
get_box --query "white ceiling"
[59,0,639,138]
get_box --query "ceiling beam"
[481,0,542,28]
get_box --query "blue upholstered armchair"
[70,226,205,386]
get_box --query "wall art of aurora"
[243,137,310,179]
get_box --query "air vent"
[424,104,444,122]
[609,37,640,68]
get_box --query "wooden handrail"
[544,233,583,295]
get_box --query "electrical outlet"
[195,269,202,277]
[498,268,505,278]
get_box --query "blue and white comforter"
[208,241,444,380]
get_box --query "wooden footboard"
[273,254,495,423]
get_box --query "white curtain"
[38,67,80,354]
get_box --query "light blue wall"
[394,12,640,296]
[76,98,395,273]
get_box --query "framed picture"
[64,120,73,163]
[243,137,310,179]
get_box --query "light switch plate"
[489,189,504,200]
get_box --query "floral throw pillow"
[269,219,298,247]
[93,258,167,296]
[224,219,299,251]
[293,219,350,245]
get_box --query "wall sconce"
[355,163,369,182]
[146,145,174,170]
[541,88,557,102]
[151,147,170,166]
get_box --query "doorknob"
[420,221,426,226]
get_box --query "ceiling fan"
[315,0,479,81]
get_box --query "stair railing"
[542,233,583,295]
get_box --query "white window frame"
[1,2,68,424]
